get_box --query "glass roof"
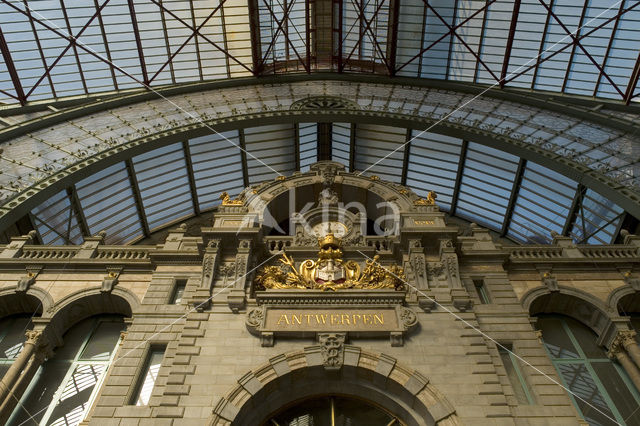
[26,122,626,246]
[1,0,640,105]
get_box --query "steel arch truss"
[0,78,638,246]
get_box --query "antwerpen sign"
[246,291,418,347]
[267,308,395,331]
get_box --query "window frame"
[497,343,535,405]
[128,343,167,406]
[10,316,124,426]
[540,315,640,425]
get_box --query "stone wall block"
[238,372,263,395]
[153,406,185,418]
[269,353,291,377]
[304,346,323,367]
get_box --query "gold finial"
[276,175,286,181]
[219,192,243,206]
[370,175,380,180]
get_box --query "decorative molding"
[318,333,346,370]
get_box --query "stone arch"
[209,346,458,426]
[522,285,627,347]
[608,286,640,315]
[44,286,139,345]
[0,285,53,318]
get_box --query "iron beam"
[125,158,151,237]
[0,28,25,105]
[238,129,250,187]
[501,158,526,236]
[182,140,201,216]
[562,183,585,237]
[401,128,412,186]
[449,140,468,216]
[500,0,521,87]
[127,0,150,85]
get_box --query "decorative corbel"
[622,271,640,291]
[17,265,43,293]
[538,269,559,292]
[101,266,123,293]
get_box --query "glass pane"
[557,363,616,426]
[592,362,640,426]
[538,317,579,359]
[566,317,606,359]
[9,361,71,426]
[0,316,32,359]
[272,397,331,426]
[334,397,394,425]
[79,320,124,361]
[46,364,107,426]
[135,349,165,406]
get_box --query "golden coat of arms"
[255,234,405,291]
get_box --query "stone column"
[0,343,47,424]
[618,330,640,371]
[608,334,640,391]
[0,330,42,405]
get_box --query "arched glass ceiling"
[28,122,625,247]
[1,0,640,105]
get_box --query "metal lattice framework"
[0,2,640,247]
[1,0,640,105]
[0,76,637,247]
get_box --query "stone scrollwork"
[398,307,418,330]
[246,307,265,330]
[318,333,346,370]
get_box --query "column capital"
[608,329,637,358]
[618,329,638,349]
[24,329,42,345]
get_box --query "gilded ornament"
[255,234,405,291]
[219,191,244,205]
[414,191,437,206]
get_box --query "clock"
[311,221,348,238]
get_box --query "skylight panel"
[298,123,317,172]
[31,190,83,246]
[405,131,463,210]
[75,162,143,245]
[448,0,486,82]
[395,0,424,77]
[331,123,352,167]
[132,143,194,231]
[456,143,519,230]
[508,162,577,244]
[353,124,405,183]
[244,124,296,184]
[475,1,511,85]
[570,189,624,245]
[597,5,640,98]
[188,131,245,209]
[420,3,453,79]
[505,0,548,89]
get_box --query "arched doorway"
[263,394,405,425]
[209,347,459,426]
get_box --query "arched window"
[9,315,125,426]
[263,395,405,426]
[538,315,640,426]
[0,315,34,377]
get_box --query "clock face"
[312,221,348,237]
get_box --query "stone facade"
[0,162,639,425]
